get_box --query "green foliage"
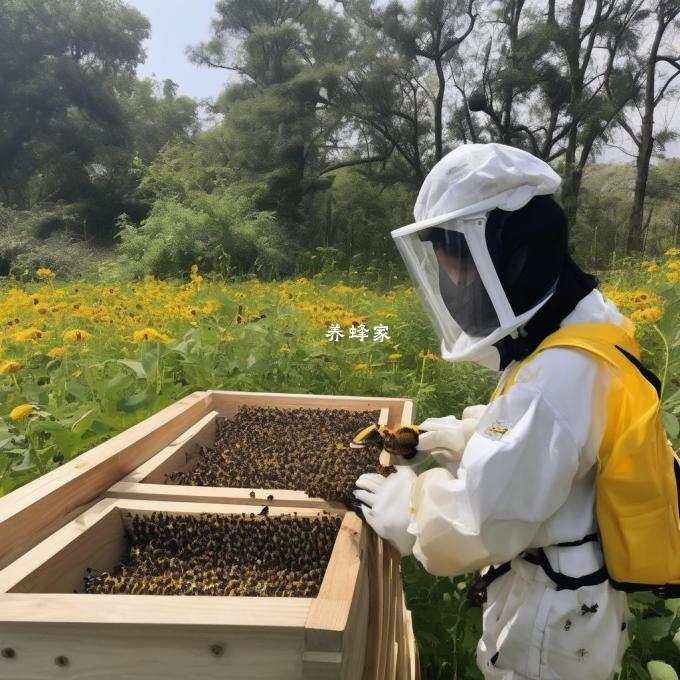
[0,0,149,207]
[0,206,103,280]
[401,558,483,679]
[113,194,289,280]
[573,163,680,270]
[619,595,680,679]
[0,0,198,242]
[299,166,416,272]
[189,0,349,228]
[114,134,297,280]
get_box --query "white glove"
[353,466,417,556]
[416,405,486,470]
[461,403,488,423]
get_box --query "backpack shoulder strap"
[535,319,640,365]
[495,319,641,398]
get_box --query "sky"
[125,0,680,163]
[126,0,234,102]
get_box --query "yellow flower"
[667,271,680,285]
[47,347,65,358]
[667,259,680,271]
[131,327,172,343]
[0,361,20,375]
[190,267,204,285]
[222,333,235,342]
[201,300,219,315]
[9,404,33,421]
[319,338,330,346]
[631,290,651,305]
[419,350,439,361]
[352,362,369,372]
[35,267,55,279]
[13,327,46,343]
[63,329,92,343]
[647,263,660,273]
[388,353,402,361]
[330,283,356,295]
[631,307,662,323]
[665,247,680,256]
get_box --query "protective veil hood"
[392,143,563,370]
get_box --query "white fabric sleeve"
[407,382,582,577]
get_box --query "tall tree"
[331,0,476,183]
[190,0,349,231]
[549,0,642,225]
[618,0,680,253]
[458,0,641,225]
[0,0,149,208]
[381,0,476,162]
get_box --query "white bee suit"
[407,288,631,680]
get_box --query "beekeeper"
[354,143,630,679]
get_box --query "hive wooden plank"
[385,545,401,680]
[122,410,221,484]
[405,606,420,680]
[362,532,384,680]
[0,619,308,680]
[376,539,393,680]
[395,584,409,680]
[0,390,211,570]
[342,554,370,680]
[395,603,406,680]
[107,482,347,511]
[303,535,369,680]
[304,512,364,651]
[206,390,412,427]
[0,498,372,680]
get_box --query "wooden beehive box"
[0,391,413,569]
[106,390,413,508]
[0,390,419,678]
[0,497,413,680]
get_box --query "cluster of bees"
[83,511,341,597]
[166,406,392,507]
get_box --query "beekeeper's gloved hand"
[417,403,486,472]
[353,466,417,556]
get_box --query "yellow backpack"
[494,317,680,597]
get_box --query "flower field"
[0,253,678,679]
[0,266,496,496]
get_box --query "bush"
[0,206,103,281]
[113,189,295,281]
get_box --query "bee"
[575,648,589,662]
[86,487,341,598]
[350,422,422,459]
[581,603,599,615]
